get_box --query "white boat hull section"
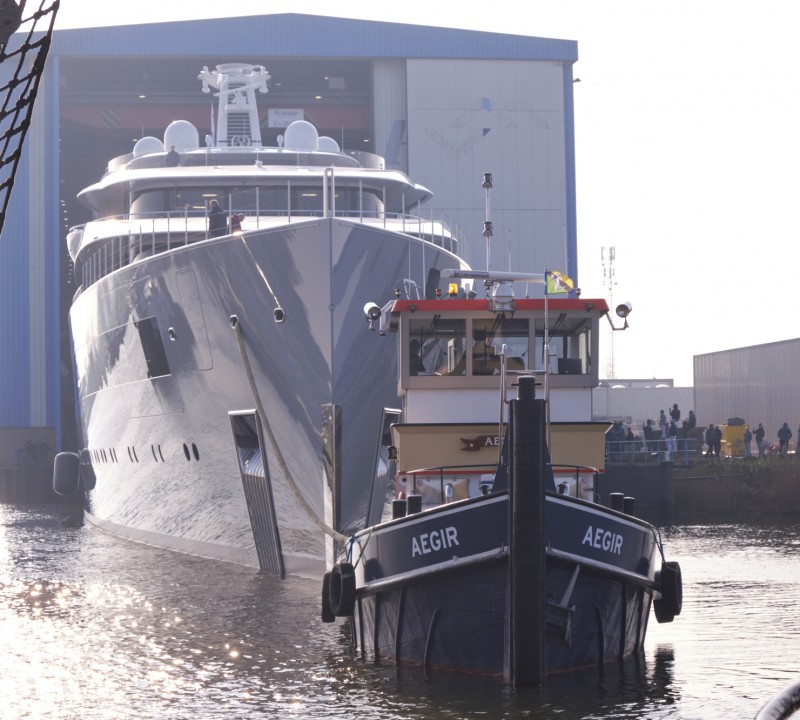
[70,218,465,577]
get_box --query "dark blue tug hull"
[346,491,660,677]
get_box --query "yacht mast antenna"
[198,63,270,149]
[482,173,493,271]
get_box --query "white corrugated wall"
[592,386,695,427]
[694,340,800,444]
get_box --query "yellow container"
[721,423,747,458]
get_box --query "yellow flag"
[546,270,574,294]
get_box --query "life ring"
[328,561,356,617]
[653,561,682,623]
[321,572,335,623]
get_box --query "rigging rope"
[231,316,350,545]
[0,0,59,238]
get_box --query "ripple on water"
[2,506,800,718]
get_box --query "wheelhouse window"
[534,314,592,375]
[402,310,594,385]
[472,317,530,374]
[407,317,466,376]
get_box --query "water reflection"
[1,506,799,718]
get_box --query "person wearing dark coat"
[713,424,722,456]
[705,424,716,457]
[778,422,792,456]
[643,419,654,451]
[165,144,180,167]
[755,423,766,457]
[207,199,227,238]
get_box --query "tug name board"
[581,525,623,555]
[411,526,460,557]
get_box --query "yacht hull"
[69,218,464,577]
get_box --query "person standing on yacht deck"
[165,144,180,167]
[207,199,227,238]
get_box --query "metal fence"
[605,438,704,467]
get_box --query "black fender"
[321,572,335,623]
[654,561,682,623]
[328,561,356,617]
[52,452,80,496]
[80,448,96,491]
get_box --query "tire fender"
[328,561,356,617]
[321,572,335,623]
[653,561,682,623]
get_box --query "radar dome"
[283,121,318,152]
[318,136,340,154]
[132,136,164,158]
[164,120,199,152]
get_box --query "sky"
[51,1,800,386]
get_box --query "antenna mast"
[198,63,270,148]
[482,173,493,271]
[601,246,617,378]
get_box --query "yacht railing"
[72,205,467,290]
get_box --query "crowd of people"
[642,404,697,453]
[741,421,798,458]
[606,403,697,458]
[706,420,798,459]
[606,405,800,462]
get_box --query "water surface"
[1,505,797,718]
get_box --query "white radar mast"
[198,63,270,148]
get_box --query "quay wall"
[0,467,77,504]
[603,458,800,523]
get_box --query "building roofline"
[49,13,578,62]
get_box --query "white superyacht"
[56,63,469,578]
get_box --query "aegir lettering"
[581,525,623,555]
[411,526,459,557]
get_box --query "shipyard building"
[0,13,581,454]
[2,13,794,465]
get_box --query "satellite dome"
[283,121,318,152]
[132,136,164,158]
[164,120,199,152]
[318,136,340,154]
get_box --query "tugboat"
[321,270,682,681]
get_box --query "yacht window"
[129,185,385,218]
